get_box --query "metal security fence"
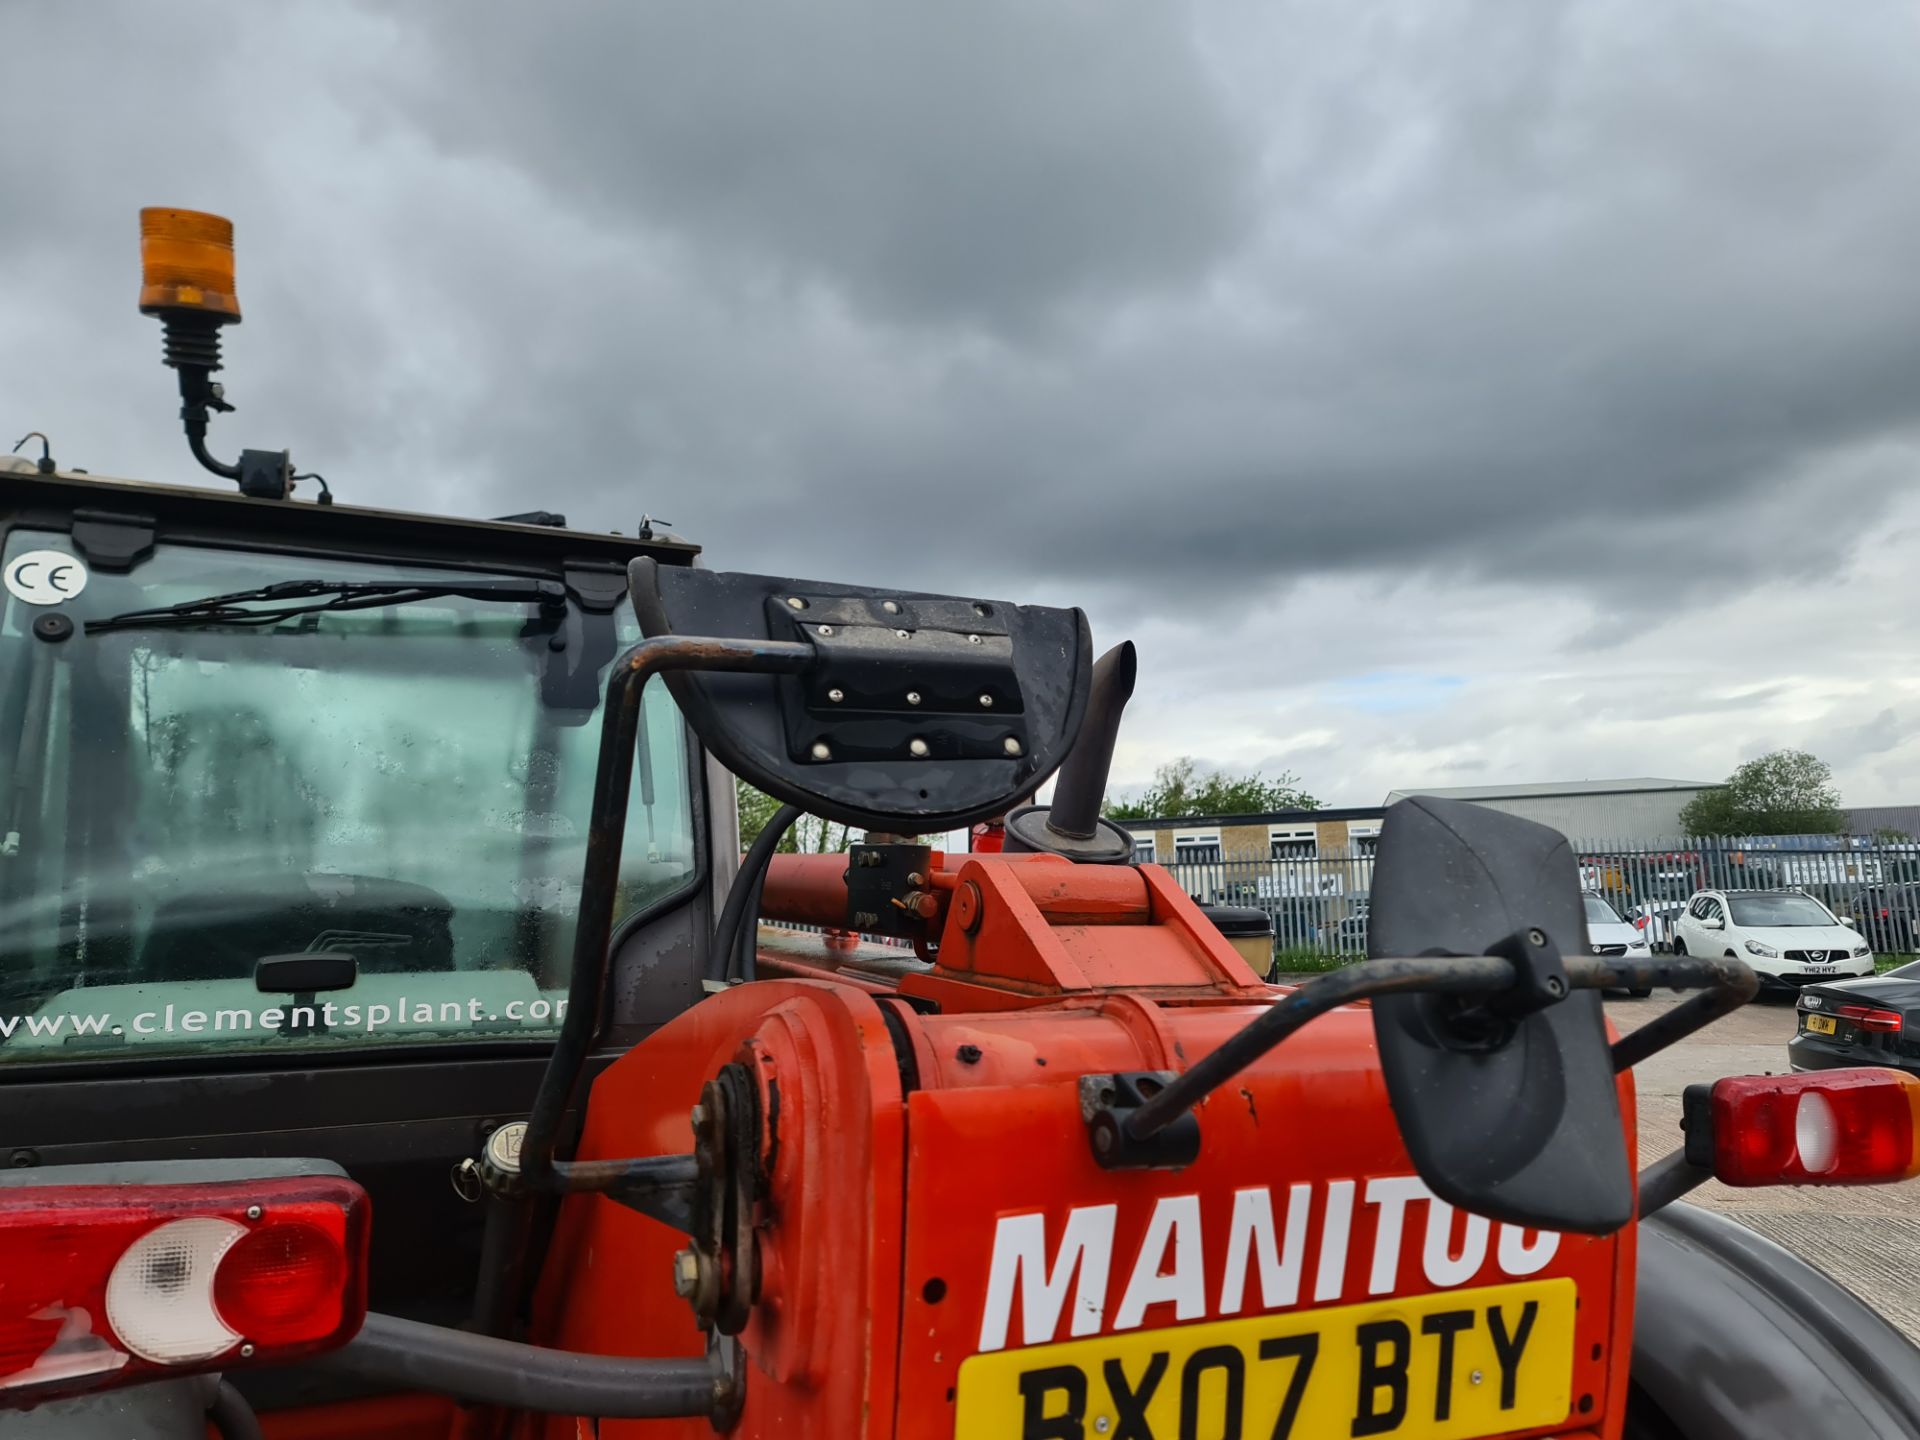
[754,832,1920,974]
[1160,834,1920,966]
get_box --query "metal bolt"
[785,596,807,610]
[1470,1370,1483,1386]
[1093,1125,1114,1154]
[1546,975,1567,997]
[817,624,835,637]
[979,694,994,708]
[827,687,845,703]
[672,1248,701,1299]
[1003,737,1023,756]
[967,634,982,645]
[239,1343,255,1359]
[8,1150,36,1169]
[882,600,901,614]
[895,628,910,639]
[1095,1418,1111,1434]
[811,741,832,761]
[957,1044,984,1064]
[909,738,930,758]
[1528,928,1548,946]
[245,1205,263,1222]
[906,691,922,706]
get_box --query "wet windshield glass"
[0,530,695,1061]
[1726,895,1834,928]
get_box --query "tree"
[1678,750,1847,837]
[736,779,851,854]
[1103,756,1318,821]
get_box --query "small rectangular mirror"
[255,953,358,994]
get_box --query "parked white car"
[1585,893,1654,997]
[1672,889,1873,992]
[1631,898,1688,953]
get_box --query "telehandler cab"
[0,210,1918,1440]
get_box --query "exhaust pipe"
[1002,641,1138,864]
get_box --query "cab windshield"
[1583,895,1623,925]
[0,529,695,1062]
[1726,894,1834,928]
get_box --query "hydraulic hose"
[707,803,801,986]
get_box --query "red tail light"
[1702,1070,1920,1187]
[0,1175,367,1403]
[1837,1004,1904,1033]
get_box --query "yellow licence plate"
[955,1278,1575,1440]
[1806,1014,1838,1035]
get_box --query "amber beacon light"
[136,206,319,502]
[139,207,242,322]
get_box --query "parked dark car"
[1843,883,1920,956]
[1787,963,1920,1075]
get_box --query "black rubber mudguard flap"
[1368,796,1633,1235]
[628,559,1091,833]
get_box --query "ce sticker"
[4,551,89,606]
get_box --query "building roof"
[1111,804,1386,829]
[1383,778,1716,804]
[1847,805,1920,838]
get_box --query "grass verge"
[1267,945,1354,978]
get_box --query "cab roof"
[0,463,700,574]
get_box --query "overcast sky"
[6,1,1920,809]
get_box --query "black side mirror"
[1368,797,1632,1234]
[627,559,1092,832]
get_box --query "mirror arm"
[1636,1146,1715,1218]
[1091,955,1515,1167]
[1606,952,1758,1071]
[1088,950,1756,1170]
[517,634,816,1199]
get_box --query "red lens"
[0,1210,147,1387]
[213,1223,346,1347]
[1710,1070,1920,1186]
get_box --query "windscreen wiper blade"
[84,578,568,634]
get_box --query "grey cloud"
[339,0,1920,618]
[380,0,1251,331]
[6,2,1920,806]
[1826,707,1905,764]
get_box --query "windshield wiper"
[84,578,568,634]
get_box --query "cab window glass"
[0,531,694,1062]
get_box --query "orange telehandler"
[1,210,1918,1440]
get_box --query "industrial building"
[1122,777,1720,861]
[1380,778,1718,844]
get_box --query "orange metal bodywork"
[522,852,1640,1439]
